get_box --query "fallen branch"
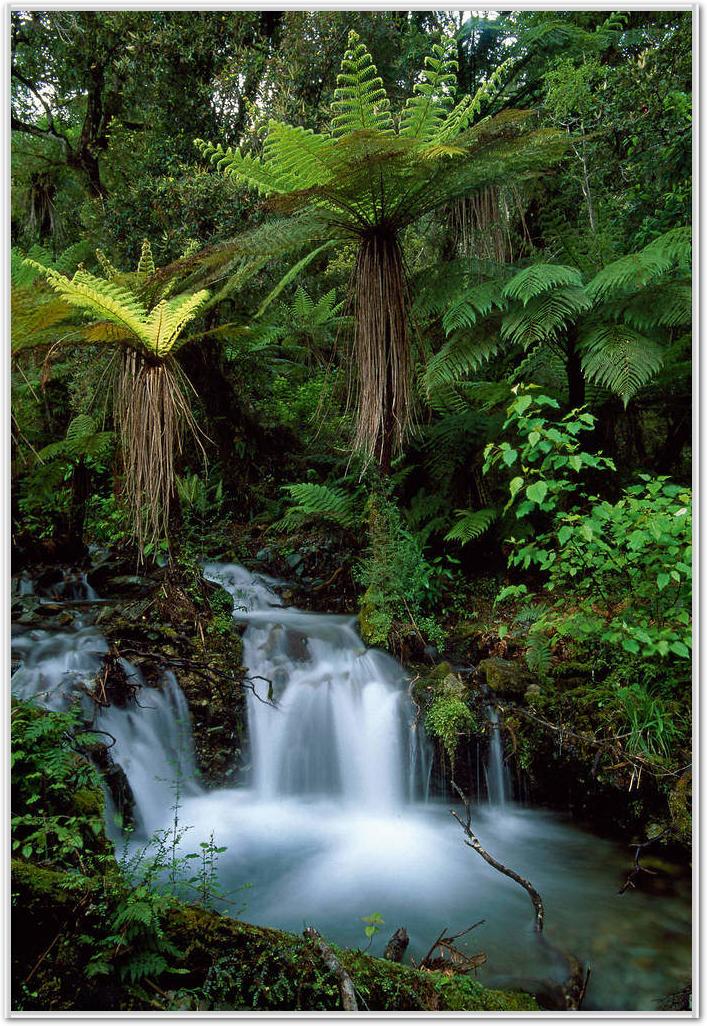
[312,565,343,592]
[303,926,358,1011]
[618,828,670,894]
[450,781,544,933]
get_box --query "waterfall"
[204,563,430,809]
[11,587,199,834]
[482,687,511,806]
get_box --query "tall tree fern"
[24,241,209,552]
[196,31,568,471]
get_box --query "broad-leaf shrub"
[489,386,691,663]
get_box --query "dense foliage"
[11,9,692,1012]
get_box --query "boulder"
[477,657,534,700]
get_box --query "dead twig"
[303,926,358,1011]
[618,828,671,894]
[450,781,544,933]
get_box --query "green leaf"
[509,476,524,499]
[670,641,690,658]
[526,481,548,504]
[502,448,518,467]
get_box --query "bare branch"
[303,926,358,1011]
[450,780,545,933]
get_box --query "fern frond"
[194,139,290,196]
[445,507,497,544]
[277,483,357,531]
[619,281,691,331]
[502,263,584,305]
[434,58,516,143]
[137,239,155,276]
[441,281,507,333]
[400,39,458,142]
[580,323,664,405]
[587,227,691,301]
[331,30,393,137]
[147,291,210,356]
[501,287,592,347]
[263,121,335,190]
[425,330,503,394]
[27,263,151,346]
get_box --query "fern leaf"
[425,331,503,393]
[445,507,497,544]
[400,39,458,141]
[587,227,691,301]
[501,287,592,347]
[330,30,393,137]
[195,139,290,196]
[502,264,584,305]
[434,58,516,143]
[26,264,151,347]
[278,483,357,530]
[441,281,507,333]
[263,121,335,190]
[137,239,155,276]
[580,323,664,405]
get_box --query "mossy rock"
[73,786,104,817]
[478,656,534,700]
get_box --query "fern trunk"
[353,228,412,472]
[565,326,585,410]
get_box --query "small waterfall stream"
[203,562,430,807]
[10,562,692,1011]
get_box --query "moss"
[11,861,539,1013]
[668,770,692,845]
[73,786,105,817]
[478,656,533,699]
[434,974,538,1011]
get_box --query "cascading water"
[11,586,200,835]
[10,563,692,1010]
[203,563,430,808]
[483,690,511,806]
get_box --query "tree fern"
[22,246,211,552]
[445,507,498,544]
[196,29,569,468]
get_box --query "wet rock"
[477,657,533,700]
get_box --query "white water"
[483,691,511,806]
[11,564,692,1011]
[203,563,429,807]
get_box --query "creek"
[11,563,691,1011]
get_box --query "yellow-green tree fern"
[25,240,210,552]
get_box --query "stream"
[11,562,692,1011]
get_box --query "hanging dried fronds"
[352,229,413,471]
[114,352,205,552]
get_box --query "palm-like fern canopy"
[196,33,567,241]
[23,241,209,359]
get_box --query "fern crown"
[23,240,209,359]
[195,33,568,238]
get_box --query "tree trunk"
[565,325,585,409]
